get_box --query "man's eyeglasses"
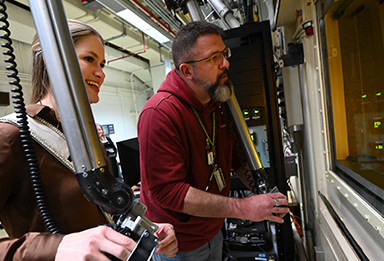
[179,47,231,69]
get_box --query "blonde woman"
[0,20,177,260]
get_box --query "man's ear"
[178,63,193,80]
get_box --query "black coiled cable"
[0,1,61,234]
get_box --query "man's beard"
[210,78,233,102]
[194,69,234,102]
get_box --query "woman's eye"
[84,56,94,63]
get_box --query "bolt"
[82,172,88,178]
[100,168,105,173]
[353,203,358,208]
[101,188,108,195]
[117,196,124,205]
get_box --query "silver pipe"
[207,0,240,28]
[28,0,106,172]
[226,93,263,170]
[185,0,205,21]
[142,0,181,31]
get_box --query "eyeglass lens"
[224,47,231,59]
[211,48,231,65]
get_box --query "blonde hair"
[30,19,104,103]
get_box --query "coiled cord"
[0,1,61,234]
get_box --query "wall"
[0,40,32,117]
[278,0,384,260]
[92,85,148,143]
[0,39,162,147]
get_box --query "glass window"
[324,0,384,213]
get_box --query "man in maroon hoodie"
[138,21,289,261]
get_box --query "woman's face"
[75,34,106,104]
[97,125,103,137]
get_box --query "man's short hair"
[172,21,224,70]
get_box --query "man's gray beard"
[211,79,233,102]
[193,67,234,103]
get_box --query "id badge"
[207,150,214,165]
[214,167,226,192]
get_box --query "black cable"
[0,0,61,234]
[5,0,30,12]
[222,250,240,261]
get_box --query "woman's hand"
[55,226,136,261]
[154,223,178,257]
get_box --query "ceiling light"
[117,9,169,44]
[83,0,173,48]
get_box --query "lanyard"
[190,106,226,192]
[190,106,216,157]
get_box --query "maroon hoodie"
[138,68,242,251]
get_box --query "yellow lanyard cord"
[190,106,216,156]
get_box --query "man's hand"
[154,223,178,257]
[238,192,289,223]
[183,187,289,224]
[55,226,136,261]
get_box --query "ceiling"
[4,0,301,91]
[5,0,188,91]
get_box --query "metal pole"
[28,0,106,172]
[226,93,263,170]
[207,0,241,28]
[185,0,205,21]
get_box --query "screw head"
[117,196,124,204]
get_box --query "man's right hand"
[55,226,137,261]
[238,192,289,223]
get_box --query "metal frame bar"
[28,0,106,172]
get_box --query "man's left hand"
[154,223,178,257]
